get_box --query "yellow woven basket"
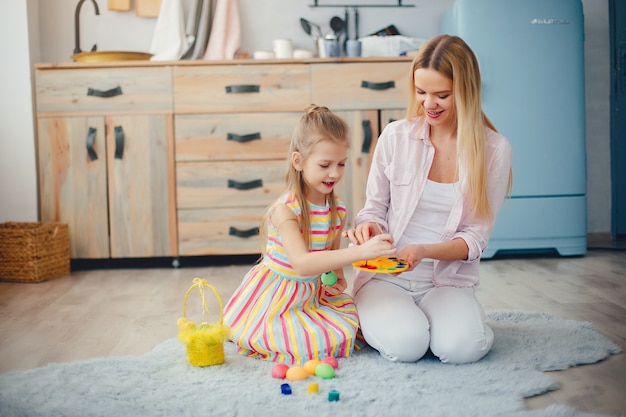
[177,278,230,367]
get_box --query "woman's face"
[414,68,456,129]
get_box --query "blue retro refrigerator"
[441,0,587,258]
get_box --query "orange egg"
[303,359,321,375]
[285,366,308,381]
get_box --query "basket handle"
[182,278,224,325]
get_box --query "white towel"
[202,0,241,60]
[149,0,189,61]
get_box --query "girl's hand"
[358,233,396,260]
[343,222,380,245]
[323,274,348,296]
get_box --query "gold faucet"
[74,0,100,54]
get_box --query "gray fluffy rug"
[0,310,621,417]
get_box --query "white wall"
[0,0,611,232]
[0,0,39,222]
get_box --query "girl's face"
[414,68,456,129]
[293,139,348,206]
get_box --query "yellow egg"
[303,359,321,375]
[285,366,308,381]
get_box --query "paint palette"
[352,256,409,273]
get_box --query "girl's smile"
[293,140,348,206]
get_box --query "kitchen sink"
[71,51,153,62]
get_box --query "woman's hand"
[396,244,427,271]
[343,222,380,245]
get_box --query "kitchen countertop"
[35,56,413,70]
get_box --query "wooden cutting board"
[107,0,131,11]
[136,0,162,17]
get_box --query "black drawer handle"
[114,126,124,159]
[225,85,260,94]
[87,86,123,98]
[361,81,395,91]
[227,132,261,143]
[229,226,260,238]
[86,127,98,161]
[361,120,373,153]
[228,179,263,190]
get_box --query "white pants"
[354,278,494,364]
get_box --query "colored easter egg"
[271,363,289,379]
[321,356,339,369]
[321,271,338,286]
[304,359,321,375]
[315,363,335,379]
[286,366,309,381]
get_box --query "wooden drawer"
[178,207,263,255]
[174,64,310,113]
[177,160,285,209]
[175,113,299,162]
[311,62,410,110]
[35,67,172,116]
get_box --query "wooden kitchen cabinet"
[173,65,309,255]
[312,61,410,219]
[34,58,411,258]
[35,67,176,259]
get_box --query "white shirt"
[397,179,458,284]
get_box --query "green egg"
[315,363,336,379]
[321,271,338,286]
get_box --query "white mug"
[273,38,293,59]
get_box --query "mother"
[345,34,512,364]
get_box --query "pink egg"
[321,357,339,369]
[271,363,289,379]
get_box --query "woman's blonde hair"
[406,34,510,223]
[260,104,350,254]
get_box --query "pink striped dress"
[223,193,360,365]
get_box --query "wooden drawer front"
[174,65,310,113]
[178,207,263,255]
[311,62,410,110]
[177,160,285,209]
[175,113,298,162]
[36,67,172,115]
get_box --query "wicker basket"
[0,222,70,283]
[177,278,230,367]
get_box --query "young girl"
[223,104,396,365]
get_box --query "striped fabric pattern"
[223,193,360,365]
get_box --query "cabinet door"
[380,109,405,130]
[106,115,176,258]
[335,110,379,226]
[38,117,110,258]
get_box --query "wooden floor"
[0,247,624,416]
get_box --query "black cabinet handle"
[225,85,260,94]
[86,127,98,161]
[87,86,123,98]
[361,120,373,153]
[227,132,261,143]
[228,179,263,190]
[361,81,395,91]
[114,126,124,159]
[229,226,260,238]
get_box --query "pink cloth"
[203,0,241,60]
